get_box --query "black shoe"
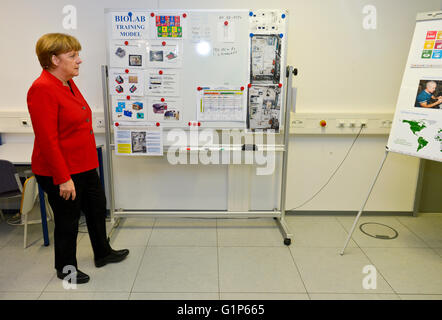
[56,269,90,284]
[94,249,130,268]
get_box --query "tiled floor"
[0,213,441,300]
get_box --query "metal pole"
[340,149,389,255]
[101,65,116,225]
[276,66,295,245]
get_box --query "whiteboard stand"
[101,65,295,245]
[340,148,389,255]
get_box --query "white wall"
[1,0,439,212]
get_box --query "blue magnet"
[249,11,253,17]
[250,33,254,38]
[279,33,284,38]
[282,13,286,19]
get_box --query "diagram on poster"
[197,87,246,122]
[146,69,180,96]
[111,11,149,39]
[147,97,182,122]
[109,40,146,68]
[115,128,163,156]
[251,34,281,84]
[409,19,442,68]
[248,85,281,131]
[109,68,144,96]
[147,40,182,68]
[151,14,185,39]
[112,96,146,122]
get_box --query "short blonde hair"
[35,33,81,69]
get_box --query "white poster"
[111,11,149,39]
[114,128,163,156]
[109,68,144,97]
[109,40,147,68]
[146,40,182,68]
[145,69,180,96]
[248,85,281,132]
[111,96,147,122]
[197,86,246,122]
[147,97,182,122]
[387,15,442,162]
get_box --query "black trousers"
[36,169,111,272]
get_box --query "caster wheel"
[284,238,291,246]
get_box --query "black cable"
[289,125,365,211]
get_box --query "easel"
[340,148,389,255]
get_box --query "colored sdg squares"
[422,31,442,59]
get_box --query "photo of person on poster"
[415,80,442,109]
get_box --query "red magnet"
[188,122,191,126]
[183,13,187,18]
[156,122,160,127]
[186,147,190,151]
[198,122,201,126]
[126,96,131,100]
[115,122,119,127]
[319,120,327,127]
[161,98,165,102]
[124,41,129,46]
[248,84,252,88]
[224,21,229,26]
[125,69,129,73]
[151,13,155,17]
[193,123,196,126]
[159,70,163,75]
[162,41,166,46]
[240,86,244,91]
[197,86,202,91]
[278,83,283,88]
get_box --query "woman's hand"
[59,179,76,200]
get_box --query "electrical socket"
[96,118,105,128]
[20,119,31,127]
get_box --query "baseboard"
[286,210,414,216]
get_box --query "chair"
[0,159,23,221]
[20,176,53,249]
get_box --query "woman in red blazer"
[28,33,129,284]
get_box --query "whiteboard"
[105,9,288,131]
[387,11,442,162]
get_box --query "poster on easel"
[387,12,442,162]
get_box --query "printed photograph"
[129,54,142,66]
[152,103,166,114]
[415,79,442,109]
[131,131,147,153]
[150,50,164,62]
[128,76,138,83]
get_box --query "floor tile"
[217,218,285,247]
[132,247,218,293]
[309,293,400,300]
[148,218,217,247]
[397,215,442,248]
[104,218,155,247]
[43,246,145,292]
[399,294,442,300]
[39,291,130,300]
[337,216,428,248]
[363,248,442,294]
[130,292,219,300]
[220,293,309,300]
[0,244,54,292]
[218,247,306,293]
[290,247,394,294]
[286,219,358,248]
[0,292,41,300]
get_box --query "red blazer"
[27,70,98,185]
